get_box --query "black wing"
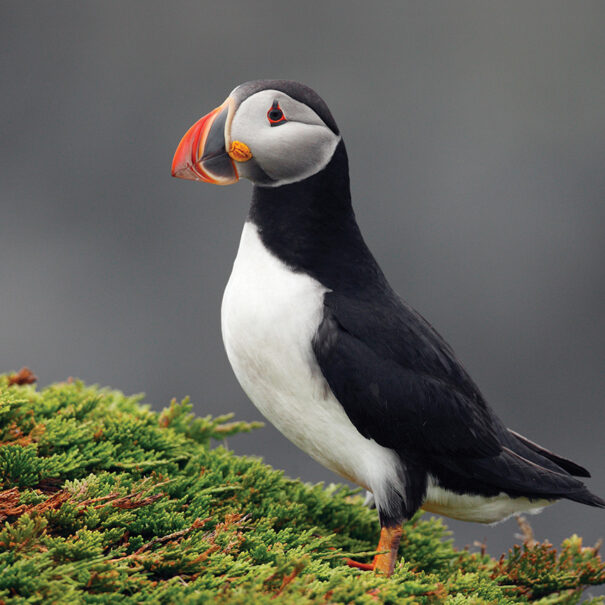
[313,290,503,459]
[313,291,604,505]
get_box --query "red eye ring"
[267,101,287,126]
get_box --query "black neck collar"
[248,140,385,294]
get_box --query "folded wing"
[313,292,604,507]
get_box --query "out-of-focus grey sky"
[2,1,604,563]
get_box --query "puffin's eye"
[267,102,287,126]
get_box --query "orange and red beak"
[171,97,238,185]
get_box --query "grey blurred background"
[2,0,604,566]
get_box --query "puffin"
[171,80,604,576]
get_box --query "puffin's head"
[171,80,341,187]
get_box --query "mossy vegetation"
[0,370,603,603]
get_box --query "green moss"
[0,372,603,604]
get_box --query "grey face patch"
[240,157,272,186]
[230,80,340,135]
[229,89,341,187]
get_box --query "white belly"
[221,222,403,503]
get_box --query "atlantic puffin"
[171,80,604,576]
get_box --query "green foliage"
[0,371,603,604]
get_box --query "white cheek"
[248,123,340,184]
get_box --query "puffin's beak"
[171,97,238,185]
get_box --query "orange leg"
[345,524,403,576]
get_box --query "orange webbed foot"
[345,524,403,577]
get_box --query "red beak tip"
[171,163,200,181]
[172,99,236,185]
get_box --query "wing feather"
[313,293,602,504]
[313,304,501,458]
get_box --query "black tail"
[509,430,591,477]
[504,429,604,506]
[567,487,605,508]
[431,444,605,506]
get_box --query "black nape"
[249,141,386,294]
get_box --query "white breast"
[221,222,403,509]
